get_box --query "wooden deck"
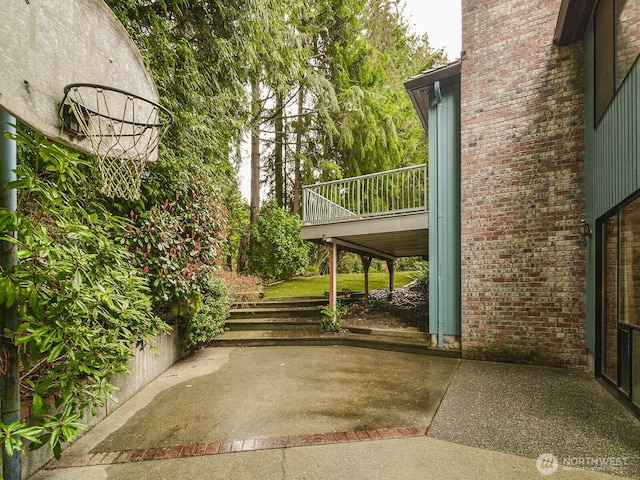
[301,210,428,259]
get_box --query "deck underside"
[301,211,428,259]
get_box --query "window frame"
[596,191,640,416]
[594,0,640,124]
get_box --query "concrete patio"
[28,346,640,479]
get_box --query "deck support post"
[328,242,338,309]
[386,259,395,292]
[360,255,372,309]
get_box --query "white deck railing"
[302,164,427,225]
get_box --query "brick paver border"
[44,426,428,470]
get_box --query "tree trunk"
[292,86,304,216]
[250,79,261,226]
[236,229,249,273]
[275,92,284,208]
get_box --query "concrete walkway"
[28,346,640,479]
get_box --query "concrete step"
[209,330,460,358]
[232,297,328,309]
[225,317,323,332]
[229,305,323,319]
[220,296,454,357]
[343,326,429,340]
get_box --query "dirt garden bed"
[344,283,428,332]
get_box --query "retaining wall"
[22,329,182,478]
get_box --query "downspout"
[433,81,444,348]
[1,111,19,480]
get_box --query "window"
[596,0,615,123]
[619,198,640,327]
[616,0,640,89]
[595,0,640,123]
[598,194,640,411]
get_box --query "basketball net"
[60,84,172,200]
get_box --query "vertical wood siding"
[585,21,640,352]
[428,82,461,340]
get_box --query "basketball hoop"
[59,83,172,200]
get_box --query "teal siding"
[585,21,640,352]
[428,81,461,343]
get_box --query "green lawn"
[263,271,416,298]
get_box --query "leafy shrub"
[320,303,347,332]
[337,252,363,274]
[395,256,424,271]
[304,263,320,277]
[126,184,228,317]
[247,201,310,283]
[0,130,168,458]
[410,261,429,288]
[182,272,230,349]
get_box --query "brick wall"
[460,0,587,367]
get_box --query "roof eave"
[554,0,597,45]
[404,60,462,92]
[404,60,461,132]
